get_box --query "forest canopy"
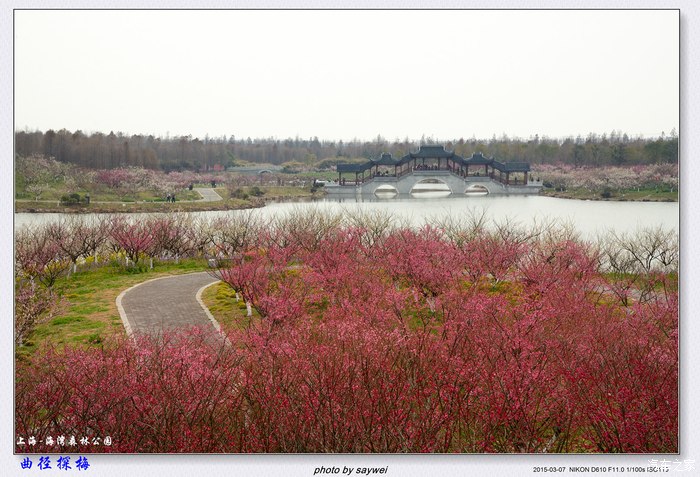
[15,129,678,172]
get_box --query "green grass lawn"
[200,281,259,332]
[17,259,208,360]
[614,188,678,201]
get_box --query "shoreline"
[14,190,677,214]
[539,190,677,203]
[14,201,265,214]
[14,194,321,214]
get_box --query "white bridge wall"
[361,171,533,195]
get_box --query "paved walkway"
[117,271,224,339]
[194,187,223,201]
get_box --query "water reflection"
[374,184,398,199]
[15,194,679,239]
[410,191,452,199]
[410,180,451,198]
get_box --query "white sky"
[14,10,678,141]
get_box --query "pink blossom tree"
[108,217,155,265]
[15,220,678,453]
[15,226,69,287]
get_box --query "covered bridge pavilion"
[336,145,531,186]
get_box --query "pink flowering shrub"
[15,226,69,287]
[15,281,62,347]
[108,217,155,265]
[93,167,229,198]
[15,224,678,453]
[16,330,244,453]
[532,163,678,193]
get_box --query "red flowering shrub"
[15,224,678,453]
[16,329,244,453]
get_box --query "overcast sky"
[15,9,679,141]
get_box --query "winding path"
[117,271,224,339]
[194,187,223,201]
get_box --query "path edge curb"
[195,279,224,334]
[116,274,202,337]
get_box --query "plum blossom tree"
[15,226,69,287]
[108,217,155,265]
[147,214,195,260]
[46,216,109,273]
[15,217,678,453]
[15,280,61,347]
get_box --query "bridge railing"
[338,168,541,188]
[397,168,412,178]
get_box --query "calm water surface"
[15,195,679,239]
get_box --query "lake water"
[15,194,679,240]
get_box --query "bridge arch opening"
[410,178,452,198]
[374,184,398,199]
[465,184,489,196]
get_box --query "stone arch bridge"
[329,145,542,196]
[363,170,508,195]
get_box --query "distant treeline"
[15,129,678,171]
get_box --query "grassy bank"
[15,185,321,213]
[14,198,257,213]
[541,187,678,202]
